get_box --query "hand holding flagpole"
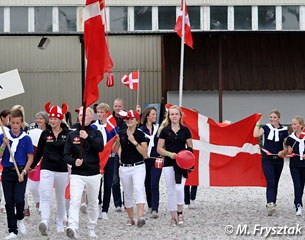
[0,121,21,178]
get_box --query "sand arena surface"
[0,160,304,240]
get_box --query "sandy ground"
[0,159,304,240]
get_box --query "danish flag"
[174,0,193,49]
[121,71,139,90]
[106,110,117,132]
[166,104,266,187]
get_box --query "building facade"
[0,0,304,123]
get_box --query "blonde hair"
[293,115,304,127]
[97,103,110,112]
[11,104,28,127]
[158,105,183,136]
[270,109,281,119]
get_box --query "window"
[258,6,275,30]
[210,6,227,30]
[59,7,76,32]
[234,6,252,30]
[134,6,152,31]
[0,7,3,32]
[110,7,127,32]
[282,6,299,30]
[158,6,176,30]
[188,6,200,30]
[10,7,28,32]
[35,7,52,32]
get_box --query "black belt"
[120,161,144,167]
[3,166,25,171]
[266,155,281,160]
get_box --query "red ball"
[176,150,195,169]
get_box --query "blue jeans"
[99,157,115,212]
[290,166,305,208]
[262,158,283,204]
[145,158,162,212]
[112,154,122,207]
[2,169,27,234]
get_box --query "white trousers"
[162,166,186,212]
[68,174,101,230]
[119,164,146,208]
[28,179,40,204]
[39,170,68,229]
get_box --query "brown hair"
[140,107,157,125]
[10,109,24,121]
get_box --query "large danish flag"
[83,0,113,107]
[121,71,139,90]
[166,104,266,187]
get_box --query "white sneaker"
[101,212,109,220]
[39,221,48,236]
[266,202,275,216]
[115,206,122,212]
[17,219,27,235]
[88,229,97,238]
[151,210,158,219]
[66,227,78,239]
[5,232,18,239]
[80,203,87,214]
[189,200,196,209]
[296,204,303,216]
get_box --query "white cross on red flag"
[106,110,117,132]
[121,71,139,91]
[174,0,193,49]
[165,104,266,187]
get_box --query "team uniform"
[119,128,146,209]
[261,123,288,204]
[31,123,70,234]
[286,132,305,212]
[158,124,192,212]
[139,123,162,215]
[0,130,34,236]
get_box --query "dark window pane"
[258,6,275,30]
[282,6,299,30]
[134,6,152,30]
[10,7,28,32]
[59,7,76,32]
[158,6,176,30]
[110,7,127,32]
[0,7,3,32]
[210,6,227,30]
[188,6,200,29]
[35,7,52,32]
[234,6,252,30]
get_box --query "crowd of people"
[2,99,305,239]
[0,99,198,239]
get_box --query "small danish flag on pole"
[121,70,139,91]
[106,110,117,132]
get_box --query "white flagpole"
[178,0,186,107]
[136,70,140,106]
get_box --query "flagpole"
[136,70,140,106]
[178,0,186,107]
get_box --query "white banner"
[0,69,24,100]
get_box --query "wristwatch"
[22,169,27,175]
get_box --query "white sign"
[0,69,24,100]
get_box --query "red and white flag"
[165,104,266,187]
[106,110,117,132]
[83,0,113,107]
[174,0,193,49]
[121,71,139,91]
[299,128,305,139]
[99,136,116,173]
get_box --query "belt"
[267,155,280,160]
[120,161,144,167]
[3,166,25,171]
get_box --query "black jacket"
[31,123,70,172]
[64,123,104,176]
